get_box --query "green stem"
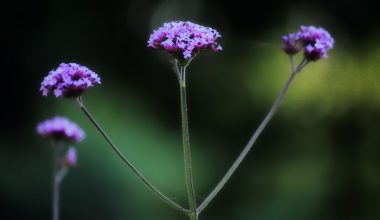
[197,57,307,213]
[76,97,190,215]
[52,142,61,220]
[178,65,198,220]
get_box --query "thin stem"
[174,60,182,82]
[52,166,68,220]
[190,213,198,220]
[52,142,61,220]
[290,55,295,73]
[56,167,68,183]
[76,97,190,215]
[52,179,60,220]
[197,58,306,213]
[178,65,197,219]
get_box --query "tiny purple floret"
[64,147,77,168]
[40,63,101,98]
[148,21,222,63]
[282,25,334,61]
[37,116,85,142]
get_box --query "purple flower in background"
[37,116,85,142]
[148,21,222,63]
[40,63,101,98]
[282,25,334,61]
[64,147,77,168]
[282,33,301,55]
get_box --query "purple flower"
[297,26,334,61]
[41,63,101,98]
[282,33,301,55]
[37,116,85,142]
[148,21,222,64]
[282,25,334,61]
[64,147,77,168]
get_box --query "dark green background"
[1,0,379,219]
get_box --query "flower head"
[281,33,301,55]
[64,147,77,168]
[37,116,85,142]
[282,25,334,61]
[297,26,334,61]
[41,63,101,98]
[148,21,222,64]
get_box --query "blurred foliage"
[1,0,379,220]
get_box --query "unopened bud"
[64,147,77,168]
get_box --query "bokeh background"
[1,0,379,219]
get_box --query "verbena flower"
[64,147,77,167]
[282,25,334,61]
[297,26,334,61]
[37,116,85,142]
[41,63,101,98]
[148,21,222,64]
[281,33,301,55]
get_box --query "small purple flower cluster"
[282,25,334,61]
[282,34,300,55]
[37,116,85,142]
[64,147,77,167]
[148,21,222,63]
[40,63,101,98]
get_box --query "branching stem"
[76,97,190,215]
[197,57,308,213]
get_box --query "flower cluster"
[37,116,85,142]
[40,63,101,98]
[281,34,301,55]
[148,21,222,63]
[282,25,334,61]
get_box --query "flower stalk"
[176,62,198,220]
[52,142,61,220]
[196,57,308,213]
[76,97,190,215]
[51,142,68,220]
